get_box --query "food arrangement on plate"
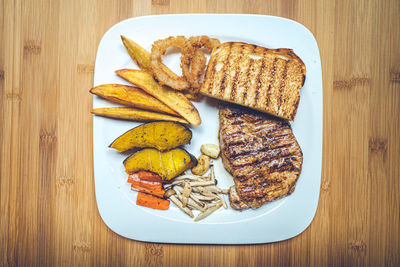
[90,34,306,221]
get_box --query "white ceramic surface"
[93,14,323,244]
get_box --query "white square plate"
[93,14,323,244]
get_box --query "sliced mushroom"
[170,195,194,218]
[194,202,223,221]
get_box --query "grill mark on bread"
[278,60,289,114]
[245,49,264,106]
[205,52,219,94]
[253,55,266,107]
[265,57,278,108]
[229,44,246,100]
[257,55,274,110]
[221,43,242,98]
[292,98,300,120]
[242,58,254,101]
[241,47,256,103]
[236,45,255,102]
[270,59,288,114]
[207,43,231,95]
[217,43,235,97]
[282,61,305,120]
[202,43,305,121]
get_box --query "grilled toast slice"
[200,42,306,121]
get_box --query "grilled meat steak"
[201,42,306,121]
[219,106,303,210]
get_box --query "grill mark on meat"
[233,150,295,171]
[225,131,286,148]
[230,120,244,126]
[223,110,285,126]
[221,133,295,158]
[225,140,246,146]
[227,142,292,159]
[230,147,298,168]
[251,124,288,136]
[240,183,289,200]
[235,160,301,187]
[222,128,292,149]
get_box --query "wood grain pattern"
[1,0,399,266]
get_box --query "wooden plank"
[1,0,23,266]
[367,0,400,265]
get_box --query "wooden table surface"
[1,0,399,266]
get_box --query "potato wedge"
[121,36,202,101]
[109,121,192,152]
[115,69,201,126]
[91,107,188,124]
[90,84,179,116]
[120,35,181,80]
[124,148,197,180]
[121,35,153,73]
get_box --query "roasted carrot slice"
[130,183,165,198]
[136,192,170,210]
[127,173,162,185]
[137,171,163,183]
[127,173,165,197]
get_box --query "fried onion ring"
[151,36,191,90]
[181,36,221,90]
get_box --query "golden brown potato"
[91,107,188,124]
[121,36,202,101]
[115,69,201,126]
[121,35,153,73]
[123,148,197,180]
[109,121,192,152]
[90,84,179,116]
[120,35,181,79]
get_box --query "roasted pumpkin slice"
[110,121,192,152]
[123,148,196,180]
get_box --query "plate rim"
[92,13,323,244]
